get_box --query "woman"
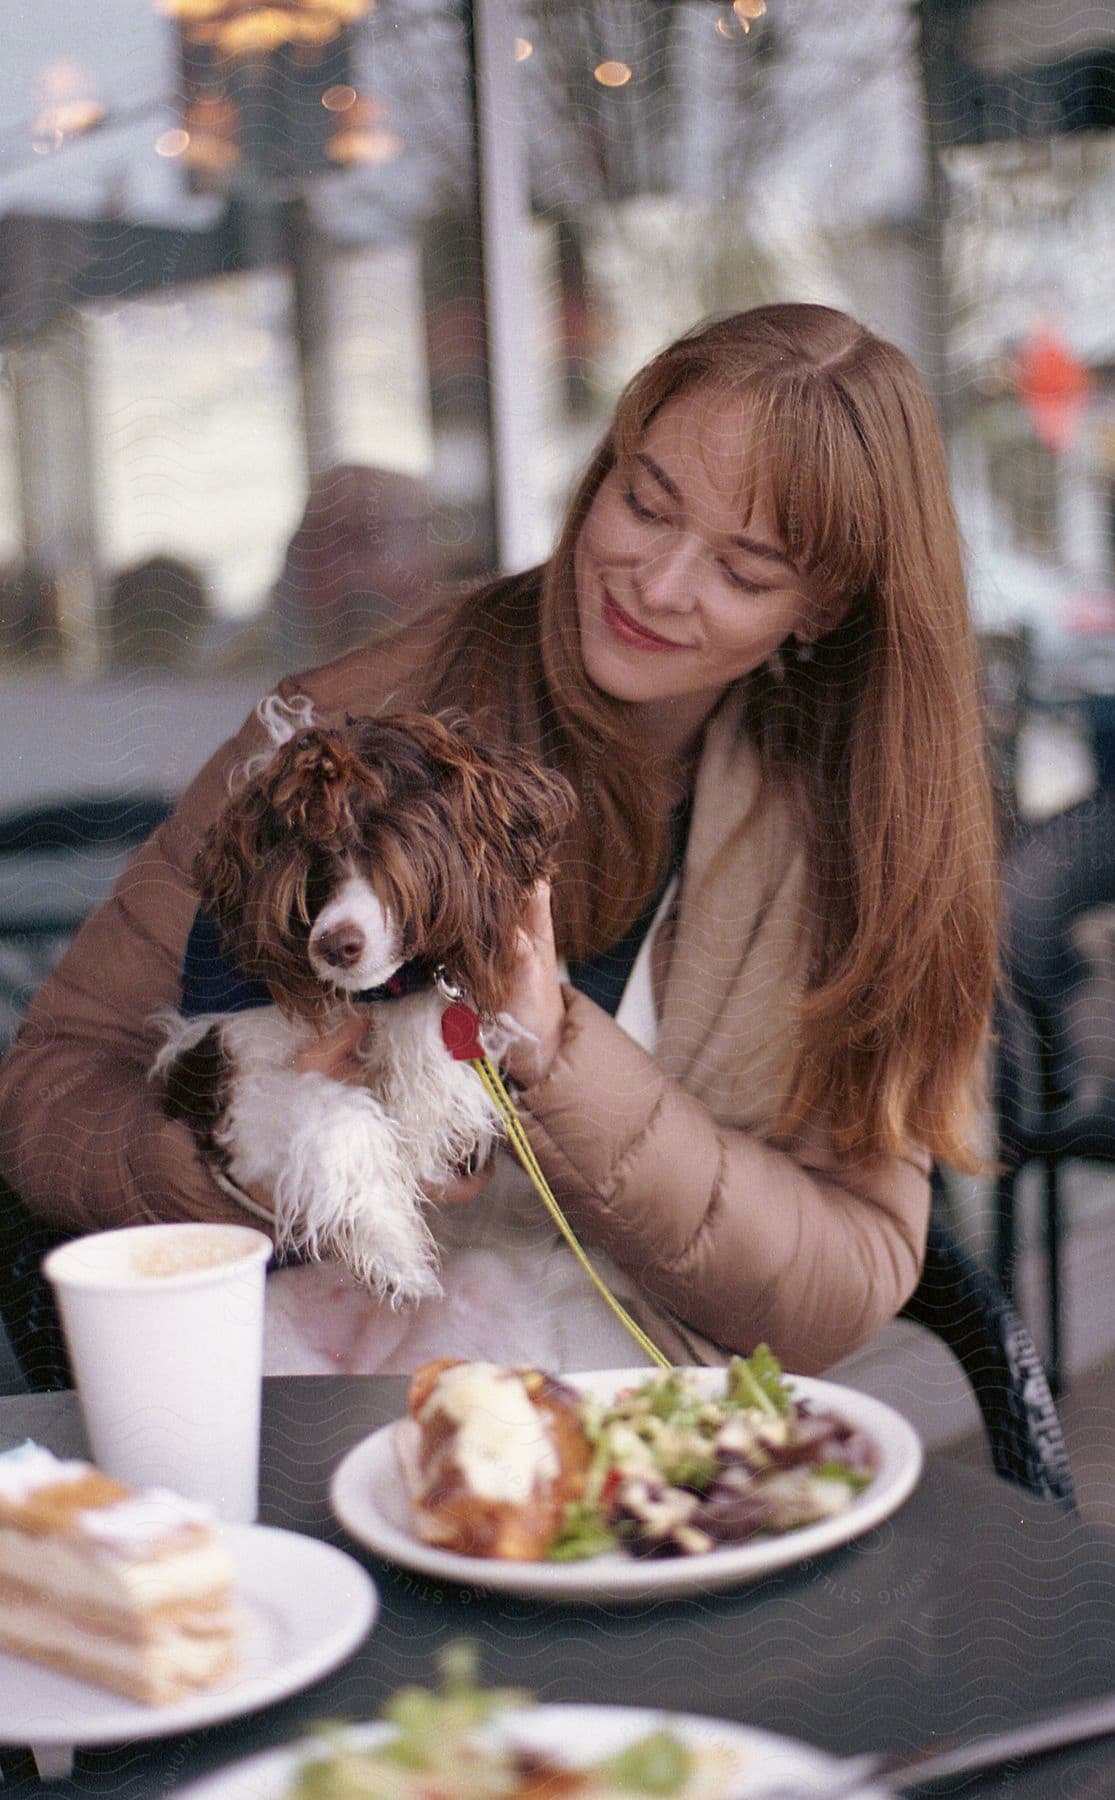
[0,304,998,1377]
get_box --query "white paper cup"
[43,1222,272,1522]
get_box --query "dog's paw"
[270,1211,443,1308]
[271,1131,443,1306]
[347,1241,444,1307]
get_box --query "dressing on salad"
[550,1348,877,1562]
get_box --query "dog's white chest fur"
[154,993,503,1302]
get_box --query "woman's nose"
[636,534,704,612]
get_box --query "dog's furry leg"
[265,1075,442,1303]
[151,1008,442,1303]
[358,993,506,1185]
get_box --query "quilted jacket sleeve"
[0,695,284,1234]
[518,989,930,1376]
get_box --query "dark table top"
[3,1376,1115,1797]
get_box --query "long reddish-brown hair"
[416,304,998,1171]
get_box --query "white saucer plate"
[330,1369,923,1602]
[171,1703,887,1798]
[0,1523,378,1773]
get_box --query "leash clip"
[435,967,485,1061]
[434,967,464,1003]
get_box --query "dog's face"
[195,712,576,1018]
[305,871,405,994]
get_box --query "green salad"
[286,1643,732,1799]
[549,1347,877,1562]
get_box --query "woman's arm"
[0,698,285,1234]
[501,893,928,1376]
[516,992,928,1375]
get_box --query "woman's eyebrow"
[634,451,684,505]
[635,451,793,570]
[729,533,794,570]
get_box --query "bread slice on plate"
[396,1358,592,1560]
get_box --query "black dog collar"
[352,958,436,1004]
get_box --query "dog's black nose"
[314,924,366,968]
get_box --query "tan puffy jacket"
[0,626,928,1374]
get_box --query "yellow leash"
[438,988,671,1370]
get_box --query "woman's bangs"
[611,364,691,465]
[762,379,877,606]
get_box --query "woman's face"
[574,385,823,757]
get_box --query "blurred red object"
[1016,326,1092,453]
[1066,591,1115,636]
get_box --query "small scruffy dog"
[152,701,574,1303]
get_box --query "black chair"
[0,793,173,1389]
[977,623,1034,846]
[900,1205,1075,1506]
[994,789,1115,1396]
[0,794,173,1051]
[0,1178,71,1391]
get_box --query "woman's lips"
[601,590,684,652]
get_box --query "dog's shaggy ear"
[195,791,251,919]
[193,779,284,932]
[193,730,363,936]
[451,739,577,891]
[395,718,577,1013]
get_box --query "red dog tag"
[441,1002,485,1061]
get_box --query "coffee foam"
[45,1224,271,1292]
[130,1233,253,1280]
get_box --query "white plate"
[0,1523,378,1762]
[330,1369,923,1602]
[171,1704,884,1798]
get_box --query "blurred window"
[331,241,431,477]
[987,436,1059,556]
[87,271,304,629]
[0,0,477,686]
[513,0,928,551]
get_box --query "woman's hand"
[293,1014,368,1084]
[500,880,566,1089]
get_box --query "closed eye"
[721,563,773,594]
[623,485,664,525]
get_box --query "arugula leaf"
[379,1641,528,1768]
[594,1729,693,1792]
[726,1345,791,1417]
[812,1459,873,1492]
[547,1499,619,1561]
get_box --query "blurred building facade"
[0,0,1112,799]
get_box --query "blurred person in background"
[107,554,214,672]
[269,463,435,666]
